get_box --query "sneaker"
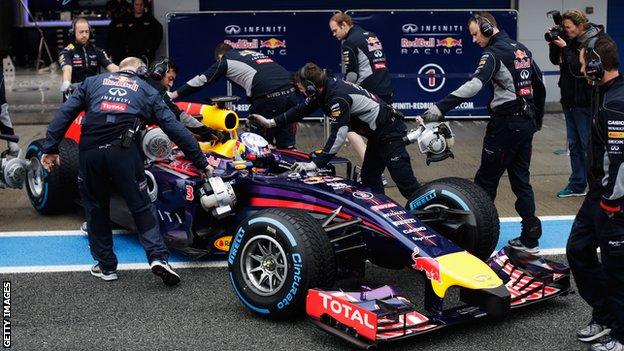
[508,237,540,254]
[578,320,612,342]
[589,337,623,351]
[557,187,587,198]
[80,221,88,236]
[150,260,180,286]
[90,263,118,281]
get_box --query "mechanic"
[249,62,420,199]
[566,35,624,351]
[122,0,163,64]
[40,57,212,286]
[142,57,224,142]
[329,11,394,165]
[0,70,19,156]
[419,11,546,254]
[548,9,603,198]
[59,17,119,95]
[168,43,298,150]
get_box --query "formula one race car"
[24,96,570,349]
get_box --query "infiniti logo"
[520,69,530,79]
[402,23,418,33]
[108,88,127,96]
[225,25,241,35]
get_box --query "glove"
[203,165,215,178]
[422,105,443,123]
[60,81,71,93]
[248,114,276,128]
[290,161,318,173]
[600,199,622,218]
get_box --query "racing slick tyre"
[228,208,336,319]
[25,138,79,214]
[406,177,499,261]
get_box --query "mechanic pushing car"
[420,11,546,254]
[40,57,213,286]
[141,56,225,142]
[59,17,119,95]
[329,11,395,169]
[168,43,298,150]
[249,62,420,199]
[566,35,624,351]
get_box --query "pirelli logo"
[608,131,624,139]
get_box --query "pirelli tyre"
[228,208,336,319]
[25,138,79,214]
[406,177,499,261]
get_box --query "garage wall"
[153,0,199,60]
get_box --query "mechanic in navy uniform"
[40,57,212,285]
[329,11,395,164]
[0,70,19,156]
[169,43,298,150]
[249,62,420,199]
[59,17,119,94]
[122,0,163,63]
[141,57,224,142]
[420,12,546,253]
[566,35,624,351]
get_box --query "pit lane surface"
[2,255,591,351]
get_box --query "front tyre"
[228,208,335,319]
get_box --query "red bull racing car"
[23,96,570,349]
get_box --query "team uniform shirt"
[341,25,393,98]
[43,71,208,170]
[274,77,383,167]
[176,49,293,99]
[435,31,545,118]
[59,43,114,83]
[588,74,624,207]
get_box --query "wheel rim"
[26,157,44,199]
[240,235,288,296]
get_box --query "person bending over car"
[419,12,546,254]
[40,57,213,286]
[141,56,225,142]
[249,62,420,199]
[168,43,298,150]
[566,35,624,351]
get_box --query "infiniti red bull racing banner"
[167,11,341,116]
[346,10,518,117]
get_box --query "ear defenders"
[136,64,149,77]
[585,37,604,82]
[298,66,317,97]
[149,57,171,81]
[473,14,494,38]
[68,17,94,41]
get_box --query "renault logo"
[402,23,418,33]
[225,25,241,35]
[108,88,127,96]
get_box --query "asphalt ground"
[1,255,593,351]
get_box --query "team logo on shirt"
[366,36,383,51]
[417,63,445,92]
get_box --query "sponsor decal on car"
[371,203,397,211]
[352,191,374,200]
[411,250,442,283]
[408,189,437,210]
[307,290,377,341]
[214,236,232,252]
[392,218,417,226]
[228,227,245,265]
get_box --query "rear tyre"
[25,138,79,214]
[228,208,335,319]
[406,177,499,261]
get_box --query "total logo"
[417,63,446,93]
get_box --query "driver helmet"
[239,132,271,161]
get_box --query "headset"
[585,37,604,82]
[298,66,318,97]
[149,57,171,81]
[68,17,94,41]
[473,14,494,38]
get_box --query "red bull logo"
[224,39,258,50]
[514,49,528,60]
[260,38,286,49]
[401,37,435,48]
[412,250,442,283]
[436,37,462,48]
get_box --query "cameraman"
[548,9,603,198]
